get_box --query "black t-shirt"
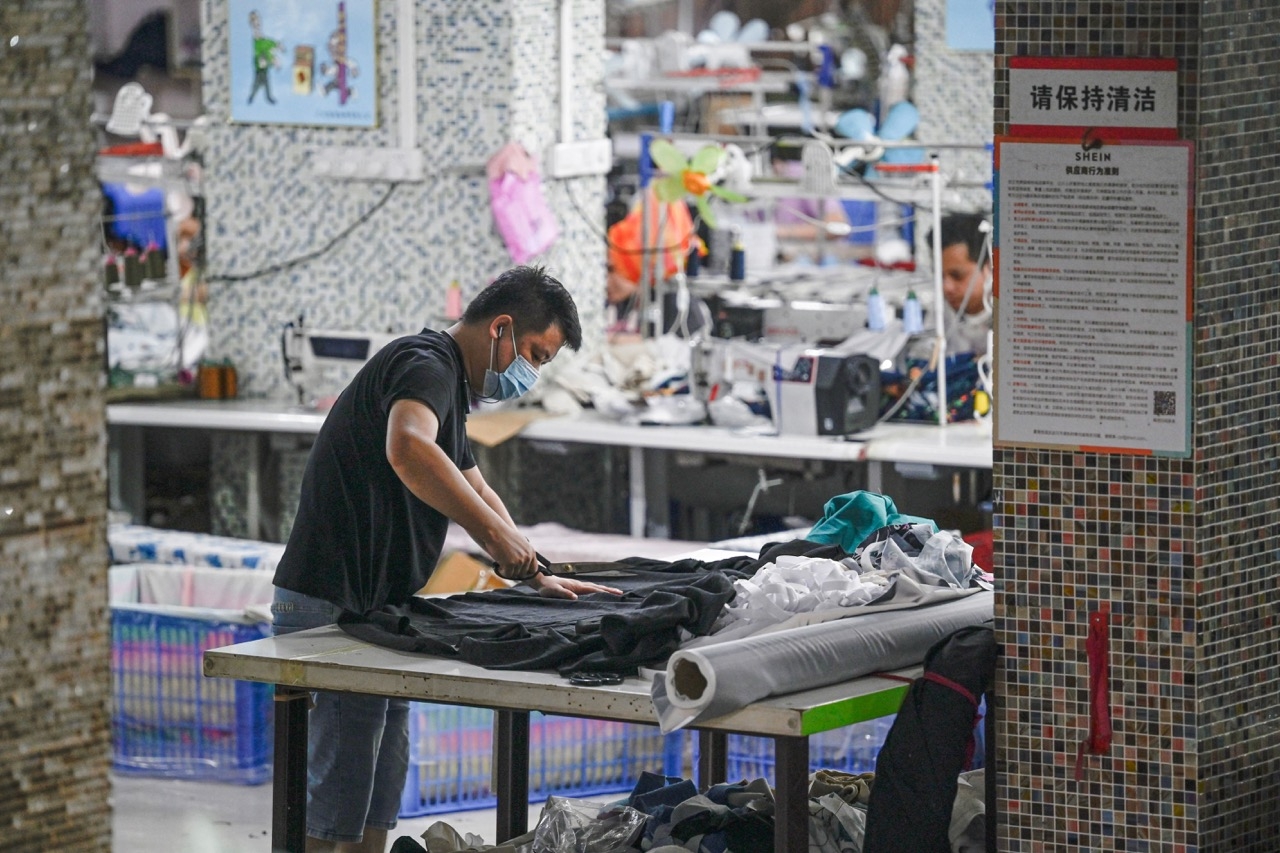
[273,329,476,613]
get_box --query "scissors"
[567,671,625,686]
[492,552,635,579]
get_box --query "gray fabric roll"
[651,592,994,731]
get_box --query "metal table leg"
[494,709,531,842]
[774,735,809,853]
[697,730,728,789]
[629,445,647,537]
[107,423,145,522]
[272,686,309,853]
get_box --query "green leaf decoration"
[649,139,689,175]
[694,193,717,229]
[652,174,687,203]
[708,185,748,203]
[690,145,724,175]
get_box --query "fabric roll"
[651,592,993,731]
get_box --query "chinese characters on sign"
[1009,57,1178,137]
[1027,83,1158,114]
[993,140,1193,456]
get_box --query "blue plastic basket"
[693,716,896,785]
[111,607,273,784]
[399,703,686,817]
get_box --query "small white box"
[546,139,614,178]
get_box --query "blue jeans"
[271,587,410,843]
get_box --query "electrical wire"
[207,182,402,283]
[875,334,941,425]
[834,161,921,207]
[772,201,916,236]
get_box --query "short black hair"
[931,213,991,265]
[462,265,583,351]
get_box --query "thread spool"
[902,290,923,334]
[123,249,143,288]
[866,287,885,330]
[198,361,222,399]
[220,360,238,399]
[686,246,701,277]
[103,255,121,287]
[729,230,746,281]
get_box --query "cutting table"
[203,625,917,853]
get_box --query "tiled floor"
[111,773,543,852]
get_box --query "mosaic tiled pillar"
[992,3,1280,850]
[0,1,112,848]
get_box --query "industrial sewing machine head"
[281,315,400,408]
[709,337,896,437]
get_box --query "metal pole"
[930,154,947,428]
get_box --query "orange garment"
[607,191,694,284]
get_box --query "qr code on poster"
[1153,391,1176,416]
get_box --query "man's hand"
[487,532,539,581]
[528,574,623,600]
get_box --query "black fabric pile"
[337,553,771,675]
[863,624,998,853]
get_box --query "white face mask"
[480,325,539,401]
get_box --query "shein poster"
[228,0,377,127]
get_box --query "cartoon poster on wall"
[228,0,377,127]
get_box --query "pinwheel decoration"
[648,140,747,228]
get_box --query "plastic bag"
[531,797,647,853]
[489,169,560,264]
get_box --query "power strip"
[309,146,425,181]
[546,138,613,179]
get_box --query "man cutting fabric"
[271,265,620,853]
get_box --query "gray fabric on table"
[651,591,994,731]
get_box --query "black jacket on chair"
[863,623,998,853]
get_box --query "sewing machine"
[710,336,898,436]
[281,316,400,407]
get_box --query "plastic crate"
[694,717,896,785]
[110,565,274,784]
[399,703,686,817]
[108,523,285,571]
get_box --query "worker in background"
[933,211,993,356]
[770,155,852,256]
[270,266,621,853]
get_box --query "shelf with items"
[97,150,207,400]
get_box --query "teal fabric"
[806,491,936,553]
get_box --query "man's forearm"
[391,440,507,547]
[475,480,517,529]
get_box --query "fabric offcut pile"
[340,491,993,728]
[392,766,989,853]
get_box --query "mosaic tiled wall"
[201,0,608,403]
[0,1,112,849]
[201,0,608,535]
[914,0,995,213]
[992,2,1280,850]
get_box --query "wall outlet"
[309,147,425,182]
[546,138,613,179]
